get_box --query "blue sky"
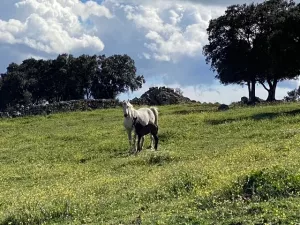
[0,0,299,104]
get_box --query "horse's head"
[122,100,133,118]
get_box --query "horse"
[132,117,158,153]
[122,100,158,152]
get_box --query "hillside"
[1,102,300,224]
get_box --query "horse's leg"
[133,129,137,152]
[147,134,153,149]
[148,116,156,149]
[127,129,133,153]
[140,136,145,150]
[142,136,145,150]
[153,133,158,150]
[136,135,142,153]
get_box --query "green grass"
[1,102,300,224]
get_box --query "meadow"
[1,102,300,224]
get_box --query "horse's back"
[137,107,152,114]
[136,107,155,125]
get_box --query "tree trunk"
[247,81,251,100]
[266,79,277,102]
[259,79,278,102]
[248,80,256,104]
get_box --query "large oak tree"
[0,53,145,109]
[91,54,145,99]
[203,0,300,102]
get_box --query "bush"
[226,166,300,201]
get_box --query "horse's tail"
[150,107,159,126]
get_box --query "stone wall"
[0,99,120,118]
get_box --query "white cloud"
[73,0,113,20]
[153,54,171,62]
[142,52,151,59]
[0,0,112,54]
[117,1,225,62]
[169,9,183,25]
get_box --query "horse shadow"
[206,118,240,125]
[173,109,215,115]
[205,109,300,125]
[252,109,300,121]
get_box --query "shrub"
[226,166,300,201]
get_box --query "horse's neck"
[129,107,137,118]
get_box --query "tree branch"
[259,80,269,91]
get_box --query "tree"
[0,63,27,107]
[34,59,53,102]
[91,54,145,99]
[253,0,300,101]
[203,3,259,102]
[203,0,300,102]
[72,54,100,99]
[0,53,145,109]
[18,58,41,103]
[43,53,78,102]
[284,86,300,101]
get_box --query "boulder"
[241,96,248,104]
[218,104,229,111]
[131,86,193,105]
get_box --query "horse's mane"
[128,102,134,109]
[126,102,136,118]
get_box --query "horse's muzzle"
[124,113,128,118]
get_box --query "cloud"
[0,0,112,55]
[116,1,225,62]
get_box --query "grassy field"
[1,102,300,224]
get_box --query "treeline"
[203,0,300,103]
[0,54,145,110]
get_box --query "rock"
[131,86,193,105]
[12,111,21,118]
[241,96,248,104]
[218,104,229,111]
[255,96,264,103]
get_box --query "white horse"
[122,100,158,153]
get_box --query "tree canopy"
[203,0,300,102]
[0,53,145,109]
